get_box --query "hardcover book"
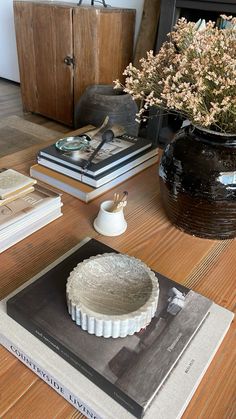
[0,184,63,253]
[38,134,153,177]
[6,239,217,418]
[31,154,158,203]
[37,147,158,188]
[0,184,62,231]
[0,238,234,419]
[0,168,36,199]
[0,209,62,254]
[0,186,35,206]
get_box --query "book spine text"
[6,306,142,418]
[0,333,102,419]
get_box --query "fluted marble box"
[66,253,159,338]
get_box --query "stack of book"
[30,133,158,202]
[1,238,234,419]
[0,169,63,253]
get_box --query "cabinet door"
[73,7,135,105]
[14,2,74,125]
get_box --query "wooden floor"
[0,78,70,153]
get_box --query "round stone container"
[66,253,159,338]
[74,84,139,136]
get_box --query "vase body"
[159,126,236,239]
[74,84,139,136]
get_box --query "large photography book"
[0,238,233,419]
[37,147,158,188]
[38,134,153,177]
[31,154,158,203]
[3,238,234,418]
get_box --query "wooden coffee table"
[0,127,235,418]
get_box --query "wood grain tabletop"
[0,127,235,419]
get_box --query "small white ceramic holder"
[93,200,127,236]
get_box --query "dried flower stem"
[114,16,236,134]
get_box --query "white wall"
[0,0,20,82]
[61,0,144,44]
[0,0,144,83]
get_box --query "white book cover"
[1,201,63,239]
[0,238,234,419]
[0,208,63,253]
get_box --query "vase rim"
[85,84,128,97]
[192,124,236,137]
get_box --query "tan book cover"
[0,169,36,199]
[31,165,94,192]
[0,186,35,206]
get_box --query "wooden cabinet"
[13,1,135,126]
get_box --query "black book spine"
[7,303,144,419]
[38,155,93,177]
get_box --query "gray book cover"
[6,239,212,418]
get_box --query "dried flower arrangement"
[114,16,236,134]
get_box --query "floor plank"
[0,115,64,158]
[0,78,70,132]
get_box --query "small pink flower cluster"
[114,16,236,134]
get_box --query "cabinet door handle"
[77,0,107,6]
[64,56,74,66]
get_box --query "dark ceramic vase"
[74,84,139,136]
[159,125,236,239]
